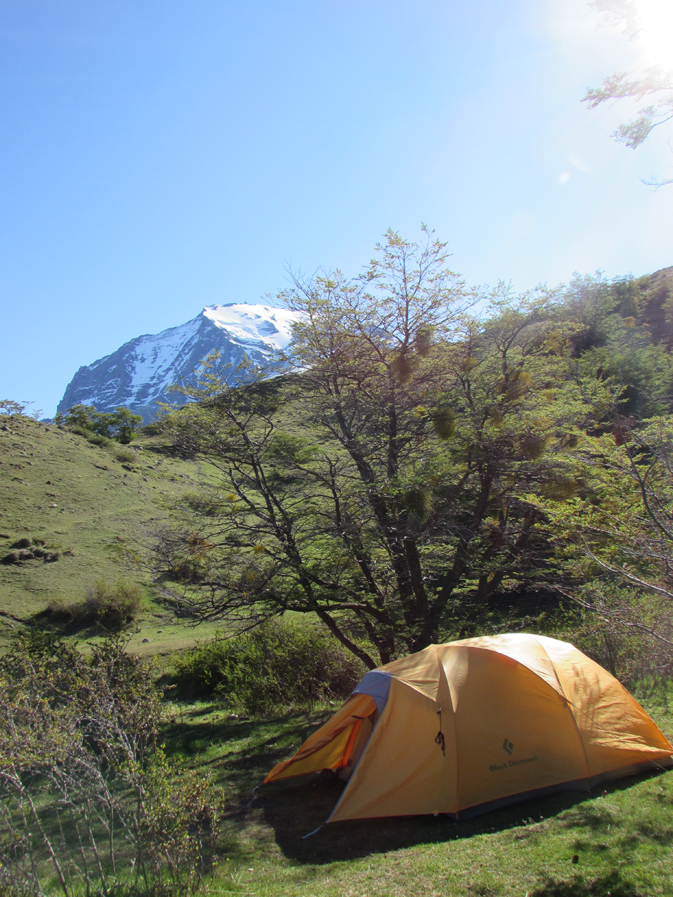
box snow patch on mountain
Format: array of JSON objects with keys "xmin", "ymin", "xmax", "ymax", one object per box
[
  {"xmin": 204, "ymin": 304, "xmax": 298, "ymax": 351},
  {"xmin": 126, "ymin": 317, "xmax": 203, "ymax": 395}
]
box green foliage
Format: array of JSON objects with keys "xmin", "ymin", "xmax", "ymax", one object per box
[
  {"xmin": 0, "ymin": 634, "xmax": 222, "ymax": 897},
  {"xmin": 583, "ymin": 64, "xmax": 673, "ymax": 185},
  {"xmin": 549, "ymin": 603, "xmax": 671, "ymax": 693},
  {"xmin": 171, "ymin": 618, "xmax": 365, "ymax": 713},
  {"xmin": 582, "ymin": 2, "xmax": 673, "ymax": 185},
  {"xmin": 430, "ymin": 406, "xmax": 456, "ymax": 440},
  {"xmin": 156, "ymin": 232, "xmax": 613, "ymax": 668},
  {"xmin": 156, "ymin": 529, "xmax": 215, "ymax": 584},
  {"xmin": 1, "ymin": 535, "xmax": 61, "ymax": 566},
  {"xmin": 0, "ymin": 412, "xmax": 204, "ymax": 625},
  {"xmin": 48, "ymin": 579, "xmax": 143, "ymax": 628},
  {"xmin": 182, "ymin": 491, "xmax": 226, "ymax": 517},
  {"xmin": 86, "ymin": 578, "xmax": 143, "ymax": 626},
  {"xmin": 131, "ymin": 748, "xmax": 221, "ymax": 897},
  {"xmin": 0, "ymin": 399, "xmax": 30, "ymax": 416},
  {"xmin": 551, "ymin": 272, "xmax": 673, "ymax": 419},
  {"xmin": 527, "ymin": 415, "xmax": 673, "ymax": 679},
  {"xmin": 402, "ymin": 485, "xmax": 432, "ymax": 520},
  {"xmin": 112, "ymin": 406, "xmax": 144, "ymax": 443},
  {"xmin": 114, "ymin": 444, "xmax": 138, "ymax": 463},
  {"xmin": 57, "ymin": 404, "xmax": 143, "ymax": 443}
]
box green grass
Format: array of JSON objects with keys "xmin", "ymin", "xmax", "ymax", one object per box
[
  {"xmin": 0, "ymin": 386, "xmax": 331, "ymax": 652},
  {"xmin": 0, "ymin": 413, "xmax": 223, "ymax": 651},
  {"xmin": 159, "ymin": 700, "xmax": 673, "ymax": 897}
]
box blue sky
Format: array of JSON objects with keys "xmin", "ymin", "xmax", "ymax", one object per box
[{"xmin": 1, "ymin": 0, "xmax": 672, "ymax": 416}]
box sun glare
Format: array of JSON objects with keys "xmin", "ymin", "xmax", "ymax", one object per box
[{"xmin": 633, "ymin": 0, "xmax": 673, "ymax": 68}]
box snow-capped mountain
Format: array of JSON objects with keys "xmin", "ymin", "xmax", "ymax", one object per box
[{"xmin": 57, "ymin": 304, "xmax": 304, "ymax": 422}]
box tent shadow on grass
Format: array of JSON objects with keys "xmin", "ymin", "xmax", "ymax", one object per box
[
  {"xmin": 257, "ymin": 767, "xmax": 671, "ymax": 866},
  {"xmin": 162, "ymin": 708, "xmax": 336, "ymax": 793}
]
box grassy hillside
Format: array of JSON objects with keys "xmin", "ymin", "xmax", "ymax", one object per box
[{"xmin": 0, "ymin": 412, "xmax": 222, "ymax": 650}]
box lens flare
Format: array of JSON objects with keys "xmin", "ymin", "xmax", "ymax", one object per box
[{"xmin": 633, "ymin": 0, "xmax": 673, "ymax": 67}]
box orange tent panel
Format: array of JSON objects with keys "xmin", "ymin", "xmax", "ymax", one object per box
[{"xmin": 265, "ymin": 692, "xmax": 376, "ymax": 783}]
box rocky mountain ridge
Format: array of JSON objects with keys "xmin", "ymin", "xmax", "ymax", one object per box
[{"xmin": 57, "ymin": 304, "xmax": 302, "ymax": 422}]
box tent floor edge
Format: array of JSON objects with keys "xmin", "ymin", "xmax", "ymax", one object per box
[
  {"xmin": 588, "ymin": 756, "xmax": 673, "ymax": 791},
  {"xmin": 323, "ymin": 758, "xmax": 673, "ymax": 824},
  {"xmin": 458, "ymin": 757, "xmax": 673, "ymax": 821},
  {"xmin": 457, "ymin": 778, "xmax": 593, "ymax": 821}
]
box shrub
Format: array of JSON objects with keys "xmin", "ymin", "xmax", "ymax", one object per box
[
  {"xmin": 137, "ymin": 750, "xmax": 221, "ymax": 894},
  {"xmin": 56, "ymin": 404, "xmax": 142, "ymax": 444},
  {"xmin": 44, "ymin": 597, "xmax": 74, "ymax": 621},
  {"xmin": 82, "ymin": 579, "xmax": 143, "ymax": 626},
  {"xmin": 171, "ymin": 617, "xmax": 365, "ymax": 714},
  {"xmin": 84, "ymin": 429, "xmax": 111, "ymax": 447},
  {"xmin": 47, "ymin": 579, "xmax": 142, "ymax": 629},
  {"xmin": 62, "ymin": 420, "xmax": 112, "ymax": 447},
  {"xmin": 114, "ymin": 445, "xmax": 137, "ymax": 464},
  {"xmin": 0, "ymin": 399, "xmax": 30, "ymax": 416},
  {"xmin": 0, "ymin": 633, "xmax": 222, "ymax": 897},
  {"xmin": 183, "ymin": 491, "xmax": 225, "ymax": 516},
  {"xmin": 1, "ymin": 536, "xmax": 61, "ymax": 566},
  {"xmin": 550, "ymin": 602, "xmax": 672, "ymax": 694}
]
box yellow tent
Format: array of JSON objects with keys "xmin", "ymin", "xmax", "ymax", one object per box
[{"xmin": 265, "ymin": 634, "xmax": 673, "ymax": 821}]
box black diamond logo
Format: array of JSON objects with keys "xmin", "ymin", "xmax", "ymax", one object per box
[{"xmin": 503, "ymin": 738, "xmax": 514, "ymax": 755}]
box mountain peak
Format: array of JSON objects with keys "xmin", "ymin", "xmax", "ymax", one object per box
[
  {"xmin": 57, "ymin": 303, "xmax": 304, "ymax": 423},
  {"xmin": 203, "ymin": 303, "xmax": 299, "ymax": 352}
]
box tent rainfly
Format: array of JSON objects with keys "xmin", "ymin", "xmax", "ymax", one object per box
[{"xmin": 264, "ymin": 634, "xmax": 673, "ymax": 822}]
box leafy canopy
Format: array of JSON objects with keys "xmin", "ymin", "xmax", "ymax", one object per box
[{"xmin": 155, "ymin": 231, "xmax": 609, "ymax": 667}]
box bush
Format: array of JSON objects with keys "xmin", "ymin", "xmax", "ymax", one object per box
[
  {"xmin": 171, "ymin": 617, "xmax": 365, "ymax": 714},
  {"xmin": 182, "ymin": 491, "xmax": 225, "ymax": 516},
  {"xmin": 47, "ymin": 579, "xmax": 142, "ymax": 629},
  {"xmin": 82, "ymin": 579, "xmax": 143, "ymax": 626},
  {"xmin": 56, "ymin": 404, "xmax": 142, "ymax": 444},
  {"xmin": 1, "ymin": 536, "xmax": 61, "ymax": 566},
  {"xmin": 114, "ymin": 445, "xmax": 137, "ymax": 464},
  {"xmin": 0, "ymin": 633, "xmax": 222, "ymax": 897},
  {"xmin": 67, "ymin": 423, "xmax": 111, "ymax": 447}
]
